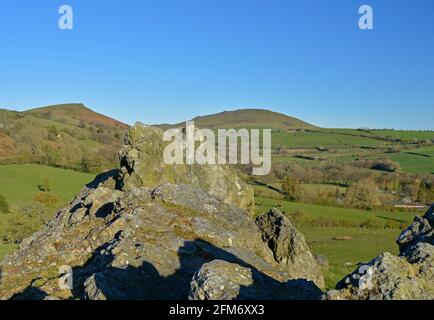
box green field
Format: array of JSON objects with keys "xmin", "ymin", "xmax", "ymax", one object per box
[
  {"xmin": 272, "ymin": 131, "xmax": 387, "ymax": 149},
  {"xmin": 371, "ymin": 129, "xmax": 434, "ymax": 140},
  {"xmin": 323, "ymin": 128, "xmax": 434, "ymax": 141},
  {"xmin": 0, "ymin": 164, "xmax": 95, "ymax": 205},
  {"xmin": 387, "ymin": 153, "xmax": 434, "ymax": 174},
  {"xmin": 299, "ymin": 227, "xmax": 400, "ymax": 288},
  {"xmin": 255, "ymin": 197, "xmax": 417, "ymax": 289},
  {"xmin": 256, "ymin": 197, "xmax": 415, "ymax": 225}
]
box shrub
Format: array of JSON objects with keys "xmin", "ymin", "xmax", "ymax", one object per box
[
  {"xmin": 33, "ymin": 192, "xmax": 60, "ymax": 207},
  {"xmin": 289, "ymin": 209, "xmax": 307, "ymax": 225},
  {"xmin": 281, "ymin": 176, "xmax": 303, "ymax": 201},
  {"xmin": 1, "ymin": 215, "xmax": 40, "ymax": 244},
  {"xmin": 0, "ymin": 195, "xmax": 10, "ymax": 213},
  {"xmin": 47, "ymin": 126, "xmax": 59, "ymax": 141},
  {"xmin": 384, "ymin": 220, "xmax": 402, "ymax": 230},
  {"xmin": 38, "ymin": 178, "xmax": 52, "ymax": 192},
  {"xmin": 359, "ymin": 219, "xmax": 384, "ymax": 229},
  {"xmin": 344, "ymin": 178, "xmax": 381, "ymax": 210},
  {"xmin": 371, "ymin": 158, "xmax": 401, "ymax": 172}
]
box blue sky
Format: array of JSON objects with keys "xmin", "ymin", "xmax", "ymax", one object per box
[{"xmin": 0, "ymin": 0, "xmax": 433, "ymax": 129}]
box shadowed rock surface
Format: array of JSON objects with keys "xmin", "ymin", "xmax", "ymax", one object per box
[
  {"xmin": 327, "ymin": 205, "xmax": 434, "ymax": 300},
  {"xmin": 0, "ymin": 124, "xmax": 323, "ymax": 300},
  {"xmin": 188, "ymin": 260, "xmax": 322, "ymax": 300}
]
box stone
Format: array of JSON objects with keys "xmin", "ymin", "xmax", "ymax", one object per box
[
  {"xmin": 188, "ymin": 259, "xmax": 323, "ymax": 300},
  {"xmin": 255, "ymin": 209, "xmax": 325, "ymax": 288},
  {"xmin": 119, "ymin": 123, "xmax": 254, "ymax": 213}
]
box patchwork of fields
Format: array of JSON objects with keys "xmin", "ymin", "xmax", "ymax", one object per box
[
  {"xmin": 0, "ymin": 125, "xmax": 432, "ymax": 289},
  {"xmin": 270, "ymin": 129, "xmax": 434, "ymax": 174}
]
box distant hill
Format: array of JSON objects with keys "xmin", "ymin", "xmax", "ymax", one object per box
[
  {"xmin": 157, "ymin": 109, "xmax": 317, "ymax": 130},
  {"xmin": 25, "ymin": 103, "xmax": 128, "ymax": 129},
  {"xmin": 0, "ymin": 104, "xmax": 129, "ymax": 173}
]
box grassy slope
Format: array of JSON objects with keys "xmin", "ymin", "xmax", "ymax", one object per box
[
  {"xmin": 272, "ymin": 131, "xmax": 388, "ymax": 148},
  {"xmin": 255, "ymin": 197, "xmax": 417, "ymax": 289},
  {"xmin": 300, "ymin": 227, "xmax": 400, "ymax": 289},
  {"xmin": 387, "ymin": 152, "xmax": 434, "ymax": 174},
  {"xmin": 256, "ymin": 197, "xmax": 415, "ymax": 225}
]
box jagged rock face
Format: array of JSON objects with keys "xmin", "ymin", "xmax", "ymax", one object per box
[
  {"xmin": 397, "ymin": 205, "xmax": 434, "ymax": 253},
  {"xmin": 255, "ymin": 209, "xmax": 325, "ymax": 289},
  {"xmin": 0, "ymin": 172, "xmax": 322, "ymax": 300},
  {"xmin": 119, "ymin": 124, "xmax": 254, "ymax": 213},
  {"xmin": 327, "ymin": 205, "xmax": 434, "ymax": 300}
]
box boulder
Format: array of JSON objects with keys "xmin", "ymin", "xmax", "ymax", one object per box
[
  {"xmin": 255, "ymin": 209, "xmax": 325, "ymax": 289},
  {"xmin": 119, "ymin": 124, "xmax": 254, "ymax": 213},
  {"xmin": 188, "ymin": 259, "xmax": 323, "ymax": 300},
  {"xmin": 397, "ymin": 205, "xmax": 434, "ymax": 253}
]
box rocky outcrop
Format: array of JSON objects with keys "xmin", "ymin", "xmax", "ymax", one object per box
[
  {"xmin": 396, "ymin": 205, "xmax": 433, "ymax": 253},
  {"xmin": 255, "ymin": 209, "xmax": 324, "ymax": 288},
  {"xmin": 119, "ymin": 124, "xmax": 254, "ymax": 213},
  {"xmin": 0, "ymin": 124, "xmax": 322, "ymax": 300},
  {"xmin": 327, "ymin": 205, "xmax": 434, "ymax": 300}
]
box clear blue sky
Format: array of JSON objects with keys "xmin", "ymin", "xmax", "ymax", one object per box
[{"xmin": 0, "ymin": 0, "xmax": 433, "ymax": 129}]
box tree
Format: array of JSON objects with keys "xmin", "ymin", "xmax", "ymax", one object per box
[
  {"xmin": 281, "ymin": 175, "xmax": 302, "ymax": 201},
  {"xmin": 344, "ymin": 178, "xmax": 381, "ymax": 210},
  {"xmin": 47, "ymin": 126, "xmax": 59, "ymax": 141},
  {"xmin": 417, "ymin": 181, "xmax": 434, "ymax": 203},
  {"xmin": 81, "ymin": 155, "xmax": 103, "ymax": 173},
  {"xmin": 0, "ymin": 195, "xmax": 10, "ymax": 213}
]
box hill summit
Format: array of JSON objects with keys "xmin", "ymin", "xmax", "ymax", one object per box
[
  {"xmin": 0, "ymin": 104, "xmax": 128, "ymax": 173},
  {"xmin": 157, "ymin": 109, "xmax": 316, "ymax": 130},
  {"xmin": 25, "ymin": 103, "xmax": 128, "ymax": 129}
]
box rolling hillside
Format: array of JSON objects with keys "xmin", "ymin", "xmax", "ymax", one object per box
[
  {"xmin": 0, "ymin": 104, "xmax": 129, "ymax": 173},
  {"xmin": 157, "ymin": 109, "xmax": 317, "ymax": 130},
  {"xmin": 25, "ymin": 103, "xmax": 128, "ymax": 129}
]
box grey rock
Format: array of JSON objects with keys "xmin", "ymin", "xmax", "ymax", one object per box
[
  {"xmin": 119, "ymin": 124, "xmax": 254, "ymax": 213},
  {"xmin": 397, "ymin": 204, "xmax": 434, "ymax": 254},
  {"xmin": 188, "ymin": 259, "xmax": 323, "ymax": 301},
  {"xmin": 255, "ymin": 209, "xmax": 325, "ymax": 289}
]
